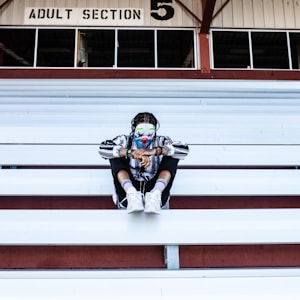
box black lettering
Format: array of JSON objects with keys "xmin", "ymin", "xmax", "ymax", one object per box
[
  {"xmin": 92, "ymin": 9, "xmax": 98, "ymax": 19},
  {"xmin": 29, "ymin": 9, "xmax": 36, "ymax": 19},
  {"xmin": 38, "ymin": 9, "xmax": 46, "ymax": 19},
  {"xmin": 56, "ymin": 9, "xmax": 63, "ymax": 19},
  {"xmin": 66, "ymin": 9, "xmax": 72, "ymax": 19},
  {"xmin": 132, "ymin": 9, "xmax": 141, "ymax": 20},
  {"xmin": 101, "ymin": 9, "xmax": 108, "ymax": 19},
  {"xmin": 47, "ymin": 9, "xmax": 54, "ymax": 19},
  {"xmin": 124, "ymin": 9, "xmax": 131, "ymax": 20},
  {"xmin": 83, "ymin": 9, "xmax": 90, "ymax": 19},
  {"xmin": 151, "ymin": 0, "xmax": 174, "ymax": 21},
  {"xmin": 111, "ymin": 9, "xmax": 117, "ymax": 19}
]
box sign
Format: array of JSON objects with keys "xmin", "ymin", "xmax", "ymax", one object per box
[{"xmin": 24, "ymin": 7, "xmax": 145, "ymax": 26}]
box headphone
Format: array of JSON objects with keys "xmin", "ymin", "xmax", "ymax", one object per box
[{"xmin": 130, "ymin": 112, "xmax": 160, "ymax": 134}]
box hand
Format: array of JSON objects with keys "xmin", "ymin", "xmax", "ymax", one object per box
[
  {"xmin": 140, "ymin": 155, "xmax": 151, "ymax": 168},
  {"xmin": 132, "ymin": 149, "xmax": 156, "ymax": 159},
  {"xmin": 131, "ymin": 150, "xmax": 153, "ymax": 168}
]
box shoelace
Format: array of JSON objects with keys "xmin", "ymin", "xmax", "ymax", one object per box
[{"xmin": 120, "ymin": 191, "xmax": 144, "ymax": 206}]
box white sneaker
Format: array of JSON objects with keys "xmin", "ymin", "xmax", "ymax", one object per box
[
  {"xmin": 144, "ymin": 190, "xmax": 162, "ymax": 214},
  {"xmin": 126, "ymin": 188, "xmax": 144, "ymax": 214}
]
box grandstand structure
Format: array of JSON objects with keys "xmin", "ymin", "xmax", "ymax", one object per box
[{"xmin": 1, "ymin": 1, "xmax": 300, "ymax": 299}]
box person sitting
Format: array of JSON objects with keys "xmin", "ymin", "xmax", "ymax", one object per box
[{"xmin": 99, "ymin": 112, "xmax": 189, "ymax": 214}]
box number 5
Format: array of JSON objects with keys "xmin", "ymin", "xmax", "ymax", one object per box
[{"xmin": 151, "ymin": 0, "xmax": 175, "ymax": 21}]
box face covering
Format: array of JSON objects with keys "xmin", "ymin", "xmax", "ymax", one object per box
[{"xmin": 133, "ymin": 123, "xmax": 156, "ymax": 149}]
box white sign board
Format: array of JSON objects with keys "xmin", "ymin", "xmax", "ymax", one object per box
[{"xmin": 24, "ymin": 8, "xmax": 144, "ymax": 26}]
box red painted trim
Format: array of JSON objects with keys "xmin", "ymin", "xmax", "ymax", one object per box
[
  {"xmin": 1, "ymin": 196, "xmax": 300, "ymax": 210},
  {"xmin": 1, "ymin": 244, "xmax": 300, "ymax": 269},
  {"xmin": 0, "ymin": 246, "xmax": 165, "ymax": 269},
  {"xmin": 199, "ymin": 34, "xmax": 211, "ymax": 72},
  {"xmin": 1, "ymin": 69, "xmax": 300, "ymax": 80},
  {"xmin": 180, "ymin": 245, "xmax": 300, "ymax": 268}
]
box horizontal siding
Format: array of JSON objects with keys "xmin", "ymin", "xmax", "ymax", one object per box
[
  {"xmin": 0, "ymin": 0, "xmax": 200, "ymax": 27},
  {"xmin": 212, "ymin": 0, "xmax": 300, "ymax": 29},
  {"xmin": 1, "ymin": 0, "xmax": 299, "ymax": 29}
]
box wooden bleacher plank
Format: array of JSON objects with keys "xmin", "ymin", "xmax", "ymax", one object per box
[
  {"xmin": 0, "ymin": 268, "xmax": 300, "ymax": 299},
  {"xmin": 1, "ymin": 124, "xmax": 300, "ymax": 144},
  {"xmin": 1, "ymin": 169, "xmax": 300, "ymax": 196},
  {"xmin": 1, "ymin": 80, "xmax": 300, "ymax": 145},
  {"xmin": 0, "ymin": 209, "xmax": 299, "ymax": 245},
  {"xmin": 1, "ymin": 144, "xmax": 300, "ymax": 166}
]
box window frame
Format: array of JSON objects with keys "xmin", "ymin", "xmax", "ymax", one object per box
[
  {"xmin": 211, "ymin": 29, "xmax": 300, "ymax": 70},
  {"xmin": 0, "ymin": 26, "xmax": 197, "ymax": 70}
]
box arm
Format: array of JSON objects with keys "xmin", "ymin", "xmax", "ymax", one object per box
[
  {"xmin": 98, "ymin": 135, "xmax": 127, "ymax": 159},
  {"xmin": 131, "ymin": 137, "xmax": 189, "ymax": 160}
]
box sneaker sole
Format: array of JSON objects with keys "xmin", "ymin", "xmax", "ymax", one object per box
[
  {"xmin": 127, "ymin": 206, "xmax": 144, "ymax": 214},
  {"xmin": 144, "ymin": 207, "xmax": 161, "ymax": 214}
]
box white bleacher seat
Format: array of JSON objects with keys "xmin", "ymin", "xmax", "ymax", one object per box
[
  {"xmin": 1, "ymin": 144, "xmax": 300, "ymax": 166},
  {"xmin": 0, "ymin": 268, "xmax": 300, "ymax": 299},
  {"xmin": 1, "ymin": 169, "xmax": 300, "ymax": 196},
  {"xmin": 1, "ymin": 79, "xmax": 300, "ymax": 145},
  {"xmin": 1, "ymin": 78, "xmax": 300, "ymax": 297},
  {"xmin": 1, "ymin": 209, "xmax": 300, "ymax": 246}
]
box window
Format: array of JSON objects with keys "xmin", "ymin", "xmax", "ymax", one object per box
[
  {"xmin": 37, "ymin": 29, "xmax": 75, "ymax": 67},
  {"xmin": 0, "ymin": 28, "xmax": 35, "ymax": 67},
  {"xmin": 212, "ymin": 31, "xmax": 250, "ymax": 68},
  {"xmin": 289, "ymin": 33, "xmax": 300, "ymax": 69},
  {"xmin": 211, "ymin": 29, "xmax": 300, "ymax": 70},
  {"xmin": 117, "ymin": 30, "xmax": 155, "ymax": 68},
  {"xmin": 78, "ymin": 29, "xmax": 115, "ymax": 67},
  {"xmin": 0, "ymin": 27, "xmax": 195, "ymax": 69},
  {"xmin": 157, "ymin": 30, "xmax": 194, "ymax": 68},
  {"xmin": 251, "ymin": 32, "xmax": 289, "ymax": 69}
]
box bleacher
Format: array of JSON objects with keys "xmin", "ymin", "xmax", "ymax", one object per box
[{"xmin": 1, "ymin": 79, "xmax": 300, "ymax": 299}]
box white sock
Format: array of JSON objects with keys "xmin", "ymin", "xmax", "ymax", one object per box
[
  {"xmin": 121, "ymin": 179, "xmax": 136, "ymax": 193},
  {"xmin": 151, "ymin": 178, "xmax": 168, "ymax": 193}
]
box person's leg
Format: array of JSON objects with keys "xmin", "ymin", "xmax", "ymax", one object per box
[
  {"xmin": 144, "ymin": 157, "xmax": 179, "ymax": 213},
  {"xmin": 110, "ymin": 158, "xmax": 143, "ymax": 213}
]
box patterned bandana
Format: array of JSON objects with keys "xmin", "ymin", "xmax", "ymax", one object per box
[{"xmin": 133, "ymin": 123, "xmax": 156, "ymax": 149}]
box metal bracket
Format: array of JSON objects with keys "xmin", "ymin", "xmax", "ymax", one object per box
[{"xmin": 164, "ymin": 245, "xmax": 180, "ymax": 270}]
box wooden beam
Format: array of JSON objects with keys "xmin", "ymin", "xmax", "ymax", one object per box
[
  {"xmin": 173, "ymin": 0, "xmax": 202, "ymax": 24},
  {"xmin": 0, "ymin": 0, "xmax": 13, "ymax": 12},
  {"xmin": 200, "ymin": 0, "xmax": 217, "ymax": 34}
]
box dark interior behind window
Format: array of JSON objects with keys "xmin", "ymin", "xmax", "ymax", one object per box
[
  {"xmin": 0, "ymin": 28, "xmax": 35, "ymax": 67},
  {"xmin": 157, "ymin": 30, "xmax": 194, "ymax": 68},
  {"xmin": 78, "ymin": 30, "xmax": 115, "ymax": 67},
  {"xmin": 251, "ymin": 32, "xmax": 289, "ymax": 69},
  {"xmin": 37, "ymin": 29, "xmax": 75, "ymax": 67},
  {"xmin": 117, "ymin": 30, "xmax": 154, "ymax": 68},
  {"xmin": 289, "ymin": 33, "xmax": 300, "ymax": 69},
  {"xmin": 212, "ymin": 31, "xmax": 250, "ymax": 68}
]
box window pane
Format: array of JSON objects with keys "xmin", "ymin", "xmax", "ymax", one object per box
[
  {"xmin": 289, "ymin": 33, "xmax": 300, "ymax": 69},
  {"xmin": 117, "ymin": 30, "xmax": 154, "ymax": 67},
  {"xmin": 157, "ymin": 30, "xmax": 194, "ymax": 68},
  {"xmin": 251, "ymin": 32, "xmax": 289, "ymax": 69},
  {"xmin": 212, "ymin": 31, "xmax": 250, "ymax": 68},
  {"xmin": 37, "ymin": 29, "xmax": 75, "ymax": 67},
  {"xmin": 78, "ymin": 30, "xmax": 115, "ymax": 67},
  {"xmin": 0, "ymin": 28, "xmax": 35, "ymax": 67}
]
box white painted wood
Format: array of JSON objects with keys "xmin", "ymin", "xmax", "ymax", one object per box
[
  {"xmin": 1, "ymin": 79, "xmax": 300, "ymax": 145},
  {"xmin": 0, "ymin": 209, "xmax": 299, "ymax": 245},
  {"xmin": 1, "ymin": 168, "xmax": 300, "ymax": 196},
  {"xmin": 273, "ymin": 0, "xmax": 285, "ymax": 28},
  {"xmin": 1, "ymin": 145, "xmax": 300, "ymax": 166},
  {"xmin": 1, "ymin": 0, "xmax": 201, "ymax": 27},
  {"xmin": 2, "ymin": 124, "xmax": 300, "ymax": 145},
  {"xmin": 283, "ymin": 0, "xmax": 296, "ymax": 28},
  {"xmin": 263, "ymin": 0, "xmax": 275, "ymax": 28},
  {"xmin": 0, "ymin": 268, "xmax": 300, "ymax": 299}
]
